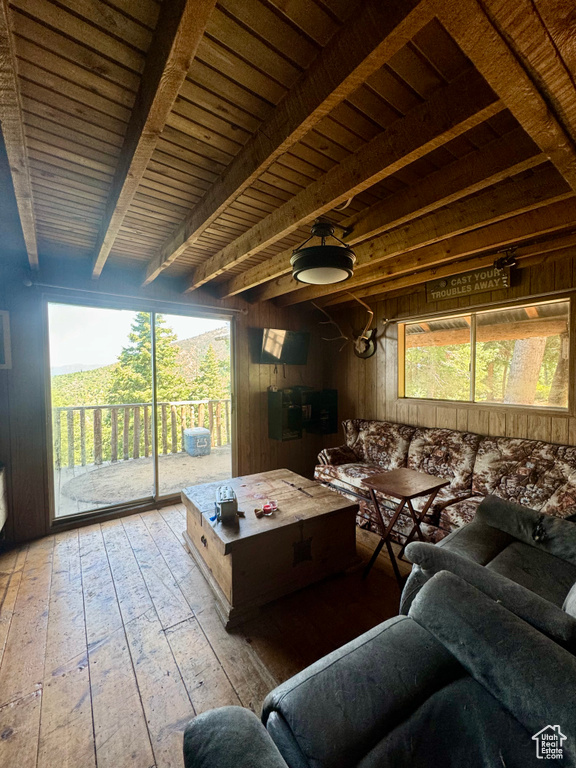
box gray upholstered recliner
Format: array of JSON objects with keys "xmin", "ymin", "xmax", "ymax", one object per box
[
  {"xmin": 400, "ymin": 495, "xmax": 576, "ymax": 620},
  {"xmin": 183, "ymin": 571, "xmax": 576, "ymax": 768}
]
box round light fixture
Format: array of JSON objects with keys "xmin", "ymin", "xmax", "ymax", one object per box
[{"xmin": 290, "ymin": 220, "xmax": 356, "ymax": 284}]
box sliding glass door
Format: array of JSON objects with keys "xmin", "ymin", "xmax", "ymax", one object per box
[
  {"xmin": 155, "ymin": 312, "xmax": 232, "ymax": 497},
  {"xmin": 47, "ymin": 301, "xmax": 232, "ymax": 519}
]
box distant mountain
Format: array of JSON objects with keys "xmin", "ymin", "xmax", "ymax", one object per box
[
  {"xmin": 51, "ymin": 363, "xmax": 106, "ymax": 376},
  {"xmin": 173, "ymin": 326, "xmax": 229, "ymax": 382},
  {"xmin": 49, "ymin": 326, "xmax": 230, "ymax": 408}
]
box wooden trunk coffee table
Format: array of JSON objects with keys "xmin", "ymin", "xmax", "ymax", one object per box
[{"xmin": 181, "ymin": 469, "xmax": 358, "ymax": 628}]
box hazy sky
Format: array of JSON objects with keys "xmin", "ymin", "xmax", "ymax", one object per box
[{"xmin": 48, "ymin": 303, "xmax": 229, "ymax": 368}]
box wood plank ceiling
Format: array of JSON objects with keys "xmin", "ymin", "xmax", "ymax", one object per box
[{"xmin": 2, "ymin": 0, "xmax": 576, "ymax": 308}]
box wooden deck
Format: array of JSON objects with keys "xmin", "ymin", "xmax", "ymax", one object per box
[
  {"xmin": 53, "ymin": 447, "xmax": 232, "ymax": 518},
  {"xmin": 0, "ymin": 505, "xmax": 406, "ymax": 768}
]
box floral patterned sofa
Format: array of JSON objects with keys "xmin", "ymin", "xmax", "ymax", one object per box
[{"xmin": 314, "ymin": 419, "xmax": 576, "ymax": 543}]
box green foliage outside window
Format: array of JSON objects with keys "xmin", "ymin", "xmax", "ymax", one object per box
[{"xmin": 403, "ymin": 300, "xmax": 569, "ymax": 408}]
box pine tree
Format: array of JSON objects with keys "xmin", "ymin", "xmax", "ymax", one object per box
[
  {"xmin": 108, "ymin": 312, "xmax": 189, "ymax": 403},
  {"xmin": 191, "ymin": 344, "xmax": 229, "ymax": 400}
]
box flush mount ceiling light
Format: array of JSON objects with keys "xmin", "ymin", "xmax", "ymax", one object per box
[{"xmin": 290, "ymin": 220, "xmax": 356, "ymax": 285}]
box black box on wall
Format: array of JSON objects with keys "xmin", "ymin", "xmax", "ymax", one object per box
[{"xmin": 268, "ymin": 388, "xmax": 338, "ymax": 441}]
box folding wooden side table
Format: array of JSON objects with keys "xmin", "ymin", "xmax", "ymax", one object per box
[{"xmin": 362, "ymin": 468, "xmax": 449, "ymax": 585}]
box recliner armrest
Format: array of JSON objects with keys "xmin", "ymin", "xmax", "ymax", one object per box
[
  {"xmin": 317, "ymin": 444, "xmax": 358, "ymax": 465},
  {"xmin": 183, "ymin": 707, "xmax": 289, "ymax": 768},
  {"xmin": 262, "ymin": 616, "xmax": 462, "ymax": 768},
  {"xmin": 409, "ymin": 572, "xmax": 576, "ymax": 763},
  {"xmin": 476, "ymin": 495, "xmax": 576, "ymax": 566},
  {"xmin": 403, "ymin": 541, "xmax": 576, "ymax": 651}
]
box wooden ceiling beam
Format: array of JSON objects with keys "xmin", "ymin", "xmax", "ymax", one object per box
[
  {"xmin": 278, "ymin": 196, "xmax": 576, "ymax": 307},
  {"xmin": 185, "ymin": 70, "xmax": 502, "ymax": 293},
  {"xmin": 258, "ymin": 162, "xmax": 571, "ymax": 304},
  {"xmin": 90, "ymin": 0, "xmax": 216, "ymax": 279},
  {"xmin": 433, "ymin": 0, "xmax": 576, "ymax": 191},
  {"xmin": 142, "ymin": 0, "xmax": 436, "ymax": 286},
  {"xmin": 479, "ymin": 0, "xmax": 576, "ymax": 140},
  {"xmin": 0, "ymin": 0, "xmax": 38, "ymax": 269},
  {"xmin": 220, "ymin": 127, "xmax": 544, "ymax": 298},
  {"xmin": 322, "ymin": 239, "xmax": 576, "ymax": 307}
]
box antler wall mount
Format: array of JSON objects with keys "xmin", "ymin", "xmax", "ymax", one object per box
[{"xmin": 312, "ymin": 292, "xmax": 382, "ymax": 359}]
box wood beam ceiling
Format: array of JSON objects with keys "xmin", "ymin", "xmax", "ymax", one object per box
[
  {"xmin": 90, "ymin": 0, "xmax": 216, "ymax": 279},
  {"xmin": 185, "ymin": 70, "xmax": 502, "ymax": 293},
  {"xmin": 221, "ymin": 128, "xmax": 544, "ymax": 298},
  {"xmin": 255, "ymin": 162, "xmax": 571, "ymax": 304},
  {"xmin": 241, "ymin": 0, "xmax": 576, "ymax": 309},
  {"xmin": 0, "ymin": 0, "xmax": 38, "ymax": 269},
  {"xmin": 298, "ymin": 198, "xmax": 576, "ymax": 307},
  {"xmin": 433, "ymin": 0, "xmax": 576, "ymax": 191},
  {"xmin": 142, "ymin": 0, "xmax": 436, "ymax": 287},
  {"xmin": 321, "ymin": 236, "xmax": 576, "ymax": 308}
]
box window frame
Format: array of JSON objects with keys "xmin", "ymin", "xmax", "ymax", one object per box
[{"xmin": 397, "ymin": 296, "xmax": 573, "ymax": 413}]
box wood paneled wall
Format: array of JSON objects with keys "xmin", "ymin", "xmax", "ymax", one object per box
[
  {"xmin": 326, "ymin": 252, "xmax": 576, "ymax": 447},
  {"xmin": 0, "ymin": 261, "xmax": 327, "ymax": 544}
]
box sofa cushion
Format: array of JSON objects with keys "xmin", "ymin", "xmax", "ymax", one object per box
[
  {"xmin": 317, "ymin": 444, "xmax": 358, "ymax": 466},
  {"xmin": 472, "ymin": 437, "xmax": 576, "ymax": 514},
  {"xmin": 315, "ymin": 462, "xmax": 468, "ymax": 544},
  {"xmin": 343, "ymin": 419, "xmax": 415, "ymax": 470},
  {"xmin": 541, "ymin": 473, "xmax": 576, "ymax": 518},
  {"xmin": 314, "ymin": 462, "xmax": 385, "ymax": 493},
  {"xmin": 355, "ymin": 676, "xmax": 535, "ymax": 768},
  {"xmin": 487, "ymin": 542, "xmax": 576, "ymax": 607},
  {"xmin": 438, "ymin": 496, "xmax": 483, "ymax": 534},
  {"xmin": 407, "ymin": 428, "xmax": 481, "ymax": 492},
  {"xmin": 435, "ymin": 519, "xmax": 515, "ymax": 564}
]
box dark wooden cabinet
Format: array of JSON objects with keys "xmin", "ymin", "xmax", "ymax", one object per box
[{"xmin": 268, "ymin": 388, "xmax": 338, "ymax": 441}]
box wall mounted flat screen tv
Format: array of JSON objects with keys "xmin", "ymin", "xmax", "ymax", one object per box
[{"xmin": 250, "ymin": 328, "xmax": 310, "ymax": 365}]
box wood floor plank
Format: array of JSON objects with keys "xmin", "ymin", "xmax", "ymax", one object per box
[
  {"xmin": 120, "ymin": 514, "xmax": 193, "ymax": 630},
  {"xmin": 151, "ymin": 507, "xmax": 276, "ymax": 711},
  {"xmin": 0, "ymin": 546, "xmax": 28, "ymax": 670},
  {"xmin": 100, "ymin": 520, "xmax": 154, "ymax": 624},
  {"xmin": 0, "ymin": 507, "xmax": 401, "ymax": 767},
  {"xmin": 38, "ymin": 530, "xmax": 95, "ymax": 768},
  {"xmin": 165, "ymin": 616, "xmax": 241, "ymax": 715},
  {"xmin": 101, "ymin": 519, "xmax": 196, "ymax": 768},
  {"xmin": 78, "ymin": 523, "xmax": 154, "ymax": 768},
  {"xmin": 122, "ymin": 607, "xmax": 195, "ymax": 768},
  {"xmin": 0, "ymin": 690, "xmax": 42, "ymax": 768},
  {"xmin": 0, "ymin": 537, "xmax": 54, "ymax": 707}
]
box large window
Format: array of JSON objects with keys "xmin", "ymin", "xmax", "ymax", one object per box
[
  {"xmin": 47, "ymin": 302, "xmax": 233, "ymax": 519},
  {"xmin": 399, "ymin": 299, "xmax": 570, "ymax": 408}
]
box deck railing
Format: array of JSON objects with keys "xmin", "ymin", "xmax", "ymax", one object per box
[{"xmin": 52, "ymin": 399, "xmax": 231, "ymax": 469}]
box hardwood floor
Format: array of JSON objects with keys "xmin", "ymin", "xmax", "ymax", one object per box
[{"xmin": 0, "ymin": 505, "xmax": 405, "ymax": 768}]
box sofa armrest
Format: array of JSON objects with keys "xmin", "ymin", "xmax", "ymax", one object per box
[
  {"xmin": 410, "ymin": 571, "xmax": 576, "ymax": 762},
  {"xmin": 262, "ymin": 615, "xmax": 461, "ymax": 768},
  {"xmin": 476, "ymin": 495, "xmax": 576, "ymax": 567},
  {"xmin": 317, "ymin": 444, "xmax": 358, "ymax": 466},
  {"xmin": 183, "ymin": 707, "xmax": 288, "ymax": 768},
  {"xmin": 433, "ymin": 489, "xmax": 476, "ymax": 511},
  {"xmin": 402, "ymin": 541, "xmax": 576, "ymax": 651}
]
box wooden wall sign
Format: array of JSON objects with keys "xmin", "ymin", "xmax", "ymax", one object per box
[{"xmin": 426, "ymin": 267, "xmax": 510, "ymax": 302}]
